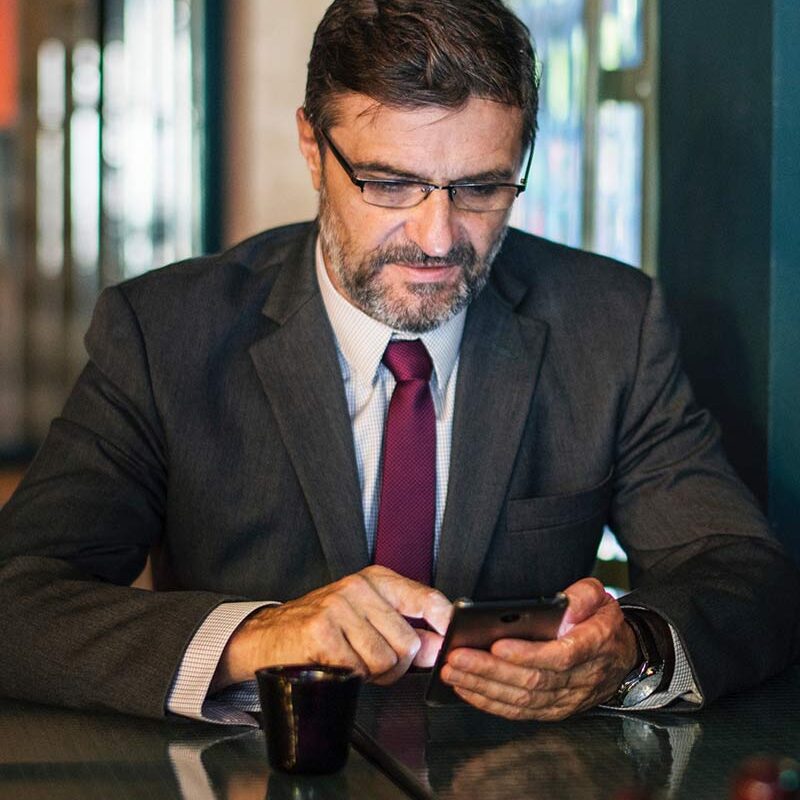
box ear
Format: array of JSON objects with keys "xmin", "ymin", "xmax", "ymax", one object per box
[{"xmin": 296, "ymin": 108, "xmax": 322, "ymax": 191}]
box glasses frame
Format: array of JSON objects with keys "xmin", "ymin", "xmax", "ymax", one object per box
[{"xmin": 319, "ymin": 129, "xmax": 534, "ymax": 212}]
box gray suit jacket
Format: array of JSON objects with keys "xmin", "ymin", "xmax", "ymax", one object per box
[{"xmin": 1, "ymin": 222, "xmax": 798, "ymax": 718}]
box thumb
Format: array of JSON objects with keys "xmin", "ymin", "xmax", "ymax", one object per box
[{"xmin": 559, "ymin": 577, "xmax": 609, "ymax": 634}]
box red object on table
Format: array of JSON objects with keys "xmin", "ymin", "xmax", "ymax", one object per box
[{"xmin": 730, "ymin": 756, "xmax": 800, "ymax": 799}]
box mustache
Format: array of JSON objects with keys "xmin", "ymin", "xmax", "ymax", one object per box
[{"xmin": 369, "ymin": 241, "xmax": 478, "ymax": 269}]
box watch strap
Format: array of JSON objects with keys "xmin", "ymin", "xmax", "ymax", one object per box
[
  {"xmin": 622, "ymin": 607, "xmax": 675, "ymax": 687},
  {"xmin": 610, "ymin": 609, "xmax": 672, "ymax": 707}
]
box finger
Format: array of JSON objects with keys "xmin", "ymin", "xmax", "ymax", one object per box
[
  {"xmin": 444, "ymin": 647, "xmax": 619, "ymax": 720},
  {"xmin": 560, "ymin": 577, "xmax": 609, "ymax": 631},
  {"xmin": 447, "ymin": 646, "xmax": 564, "ymax": 693},
  {"xmin": 412, "ymin": 630, "xmax": 444, "ymax": 668},
  {"xmin": 491, "ymin": 634, "xmax": 585, "ymax": 672},
  {"xmin": 444, "ymin": 646, "xmax": 580, "ymax": 703},
  {"xmin": 495, "ymin": 604, "xmax": 621, "ymax": 671},
  {"xmin": 334, "ymin": 575, "xmax": 423, "ymax": 679},
  {"xmin": 442, "ymin": 661, "xmax": 570, "ymax": 713},
  {"xmin": 452, "ymin": 685, "xmax": 578, "ymax": 722},
  {"xmin": 361, "ymin": 566, "xmax": 453, "ymax": 634},
  {"xmin": 324, "ymin": 593, "xmax": 410, "ymax": 678}
]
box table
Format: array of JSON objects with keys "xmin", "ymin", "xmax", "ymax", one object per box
[
  {"xmin": 1, "ymin": 665, "xmax": 798, "ymax": 799},
  {"xmin": 354, "ymin": 666, "xmax": 800, "ymax": 799},
  {"xmin": 0, "ymin": 701, "xmax": 405, "ymax": 800}
]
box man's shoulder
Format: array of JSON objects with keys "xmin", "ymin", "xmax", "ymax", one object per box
[
  {"xmin": 496, "ymin": 227, "xmax": 651, "ymax": 295},
  {"xmin": 117, "ymin": 221, "xmax": 315, "ymax": 297},
  {"xmin": 98, "ymin": 221, "xmax": 316, "ymax": 331},
  {"xmin": 85, "ymin": 221, "xmax": 316, "ymax": 359},
  {"xmin": 491, "ymin": 228, "xmax": 653, "ymax": 322}
]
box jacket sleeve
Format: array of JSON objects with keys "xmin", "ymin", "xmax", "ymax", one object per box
[
  {"xmin": 0, "ymin": 286, "xmax": 241, "ymax": 718},
  {"xmin": 610, "ymin": 280, "xmax": 800, "ymax": 704}
]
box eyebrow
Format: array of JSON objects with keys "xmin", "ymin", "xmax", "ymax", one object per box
[{"xmin": 351, "ymin": 159, "xmax": 517, "ymax": 184}]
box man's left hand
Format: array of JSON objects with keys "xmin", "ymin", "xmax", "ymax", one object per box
[{"xmin": 439, "ymin": 577, "xmax": 638, "ymax": 720}]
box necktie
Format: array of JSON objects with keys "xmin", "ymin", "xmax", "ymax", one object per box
[{"xmin": 373, "ymin": 339, "xmax": 436, "ymax": 586}]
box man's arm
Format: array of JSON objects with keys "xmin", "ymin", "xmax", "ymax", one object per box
[
  {"xmin": 608, "ymin": 281, "xmax": 800, "ymax": 700},
  {"xmin": 168, "ymin": 572, "xmax": 452, "ymax": 726},
  {"xmin": 0, "ymin": 286, "xmax": 452, "ymax": 719},
  {"xmin": 0, "ymin": 287, "xmax": 242, "ymax": 717},
  {"xmin": 439, "ymin": 280, "xmax": 800, "ymax": 718},
  {"xmin": 212, "ymin": 566, "xmax": 451, "ymax": 691}
]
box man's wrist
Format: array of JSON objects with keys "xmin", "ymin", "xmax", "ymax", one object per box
[
  {"xmin": 211, "ymin": 605, "xmax": 279, "ymax": 693},
  {"xmin": 167, "ymin": 600, "xmax": 274, "ymax": 722},
  {"xmin": 624, "ymin": 619, "xmax": 645, "ymax": 671},
  {"xmin": 622, "ymin": 607, "xmax": 675, "ymax": 688},
  {"xmin": 611, "ymin": 611, "xmax": 667, "ymax": 707}
]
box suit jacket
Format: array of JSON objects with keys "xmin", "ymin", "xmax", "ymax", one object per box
[{"xmin": 1, "ymin": 221, "xmax": 798, "ymax": 718}]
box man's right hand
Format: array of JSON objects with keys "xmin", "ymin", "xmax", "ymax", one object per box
[{"xmin": 211, "ymin": 565, "xmax": 452, "ymax": 691}]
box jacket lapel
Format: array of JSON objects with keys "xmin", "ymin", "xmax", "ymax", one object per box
[
  {"xmin": 435, "ymin": 279, "xmax": 549, "ymax": 600},
  {"xmin": 248, "ymin": 228, "xmax": 369, "ymax": 579}
]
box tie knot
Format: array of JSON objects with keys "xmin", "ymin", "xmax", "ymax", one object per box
[{"xmin": 382, "ymin": 339, "xmax": 433, "ymax": 383}]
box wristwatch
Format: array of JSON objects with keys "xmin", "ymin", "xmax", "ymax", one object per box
[{"xmin": 614, "ymin": 613, "xmax": 665, "ymax": 708}]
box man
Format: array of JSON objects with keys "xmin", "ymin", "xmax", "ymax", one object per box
[{"xmin": 0, "ymin": 0, "xmax": 798, "ymax": 726}]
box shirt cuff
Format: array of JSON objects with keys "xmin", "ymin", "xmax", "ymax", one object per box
[
  {"xmin": 605, "ymin": 622, "xmax": 703, "ymax": 711},
  {"xmin": 166, "ymin": 600, "xmax": 276, "ymax": 726}
]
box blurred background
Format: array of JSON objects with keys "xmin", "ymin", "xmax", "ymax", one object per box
[{"xmin": 0, "ymin": 0, "xmax": 797, "ymax": 565}]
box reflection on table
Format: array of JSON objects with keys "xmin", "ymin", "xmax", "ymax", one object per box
[
  {"xmin": 1, "ymin": 665, "xmax": 798, "ymax": 799},
  {"xmin": 0, "ymin": 699, "xmax": 404, "ymax": 800},
  {"xmin": 353, "ymin": 665, "xmax": 800, "ymax": 800}
]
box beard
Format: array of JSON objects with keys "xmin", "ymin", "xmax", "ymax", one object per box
[{"xmin": 318, "ymin": 182, "xmax": 508, "ymax": 333}]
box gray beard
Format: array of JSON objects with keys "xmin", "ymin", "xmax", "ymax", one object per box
[{"xmin": 318, "ymin": 184, "xmax": 507, "ymax": 333}]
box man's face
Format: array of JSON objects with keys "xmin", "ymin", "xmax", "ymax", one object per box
[{"xmin": 297, "ymin": 95, "xmax": 525, "ymax": 332}]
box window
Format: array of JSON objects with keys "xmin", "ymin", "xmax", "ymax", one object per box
[
  {"xmin": 102, "ymin": 0, "xmax": 204, "ymax": 281},
  {"xmin": 509, "ymin": 0, "xmax": 658, "ymax": 274},
  {"xmin": 0, "ymin": 0, "xmax": 207, "ymax": 454}
]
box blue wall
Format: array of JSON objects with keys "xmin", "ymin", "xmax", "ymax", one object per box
[
  {"xmin": 769, "ymin": 0, "xmax": 800, "ymax": 559},
  {"xmin": 659, "ymin": 0, "xmax": 798, "ymax": 558},
  {"xmin": 659, "ymin": 0, "xmax": 772, "ymax": 503}
]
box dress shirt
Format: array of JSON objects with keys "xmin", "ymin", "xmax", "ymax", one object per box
[
  {"xmin": 313, "ymin": 237, "xmax": 466, "ymax": 557},
  {"xmin": 167, "ymin": 239, "xmax": 701, "ymax": 725}
]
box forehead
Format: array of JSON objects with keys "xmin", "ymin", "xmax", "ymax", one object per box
[{"xmin": 327, "ymin": 93, "xmax": 525, "ymax": 176}]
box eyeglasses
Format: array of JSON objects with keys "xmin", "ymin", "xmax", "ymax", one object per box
[{"xmin": 320, "ymin": 129, "xmax": 533, "ymax": 213}]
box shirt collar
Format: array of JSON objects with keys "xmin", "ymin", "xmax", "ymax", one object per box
[{"xmin": 315, "ymin": 237, "xmax": 465, "ymax": 390}]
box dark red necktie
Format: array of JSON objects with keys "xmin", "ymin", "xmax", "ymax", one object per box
[{"xmin": 373, "ymin": 339, "xmax": 436, "ymax": 586}]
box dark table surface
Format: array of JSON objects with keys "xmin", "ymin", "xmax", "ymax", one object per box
[
  {"xmin": 353, "ymin": 666, "xmax": 800, "ymax": 800},
  {"xmin": 1, "ymin": 665, "xmax": 798, "ymax": 800},
  {"xmin": 0, "ymin": 700, "xmax": 405, "ymax": 800}
]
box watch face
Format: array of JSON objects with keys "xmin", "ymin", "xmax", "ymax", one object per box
[{"xmin": 622, "ymin": 669, "xmax": 664, "ymax": 708}]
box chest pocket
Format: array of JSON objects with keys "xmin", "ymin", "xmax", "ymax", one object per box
[
  {"xmin": 474, "ymin": 469, "xmax": 616, "ymax": 598},
  {"xmin": 506, "ymin": 468, "xmax": 614, "ymax": 533}
]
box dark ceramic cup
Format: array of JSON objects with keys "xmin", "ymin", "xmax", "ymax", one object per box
[{"xmin": 256, "ymin": 665, "xmax": 361, "ymax": 775}]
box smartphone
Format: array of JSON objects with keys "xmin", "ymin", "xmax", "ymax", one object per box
[{"xmin": 425, "ymin": 594, "xmax": 568, "ymax": 706}]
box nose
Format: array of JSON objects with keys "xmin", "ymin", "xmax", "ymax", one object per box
[{"xmin": 404, "ymin": 188, "xmax": 457, "ymax": 258}]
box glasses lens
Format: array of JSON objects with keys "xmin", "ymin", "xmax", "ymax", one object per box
[
  {"xmin": 362, "ymin": 181, "xmax": 427, "ymax": 208},
  {"xmin": 451, "ymin": 185, "xmax": 518, "ymax": 212}
]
